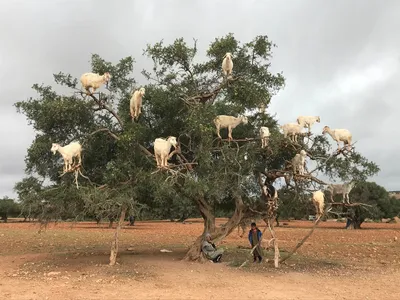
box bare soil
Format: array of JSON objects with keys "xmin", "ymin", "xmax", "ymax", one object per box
[{"xmin": 0, "ymin": 218, "xmax": 399, "ymax": 300}]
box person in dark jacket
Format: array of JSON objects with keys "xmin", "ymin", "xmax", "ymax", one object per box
[
  {"xmin": 129, "ymin": 215, "xmax": 135, "ymax": 226},
  {"xmin": 248, "ymin": 222, "xmax": 263, "ymax": 263}
]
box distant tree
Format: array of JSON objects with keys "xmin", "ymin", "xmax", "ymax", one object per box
[
  {"xmin": 343, "ymin": 181, "xmax": 400, "ymax": 229},
  {"xmin": 0, "ymin": 197, "xmax": 21, "ymax": 222}
]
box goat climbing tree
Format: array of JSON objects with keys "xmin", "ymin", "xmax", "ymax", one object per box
[{"xmin": 14, "ymin": 33, "xmax": 379, "ymax": 265}]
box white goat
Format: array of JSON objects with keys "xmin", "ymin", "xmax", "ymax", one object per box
[
  {"xmin": 297, "ymin": 116, "xmax": 320, "ymax": 133},
  {"xmin": 281, "ymin": 122, "xmax": 305, "ymax": 143},
  {"xmin": 154, "ymin": 136, "xmax": 178, "ymax": 168},
  {"xmin": 80, "ymin": 72, "xmax": 111, "ymax": 94},
  {"xmin": 322, "ymin": 126, "xmax": 352, "ymax": 151},
  {"xmin": 326, "ymin": 181, "xmax": 356, "ymax": 204},
  {"xmin": 260, "ymin": 126, "xmax": 270, "ymax": 148},
  {"xmin": 221, "ymin": 52, "xmax": 233, "ymax": 78},
  {"xmin": 130, "ymin": 87, "xmax": 145, "ymax": 120},
  {"xmin": 50, "ymin": 142, "xmax": 82, "ymax": 172},
  {"xmin": 213, "ymin": 115, "xmax": 248, "ymax": 141},
  {"xmin": 291, "ymin": 150, "xmax": 307, "ymax": 175},
  {"xmin": 312, "ymin": 190, "xmax": 325, "ymax": 219}
]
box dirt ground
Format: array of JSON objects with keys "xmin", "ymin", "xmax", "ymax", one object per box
[{"xmin": 1, "ymin": 218, "xmax": 399, "ymax": 300}]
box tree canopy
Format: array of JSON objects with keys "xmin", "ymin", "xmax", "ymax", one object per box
[
  {"xmin": 0, "ymin": 197, "xmax": 20, "ymax": 222},
  {"xmin": 14, "ymin": 33, "xmax": 381, "ymax": 262}
]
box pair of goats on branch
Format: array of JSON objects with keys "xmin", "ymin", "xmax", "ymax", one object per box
[
  {"xmin": 80, "ymin": 71, "xmax": 146, "ymax": 121},
  {"xmin": 281, "ymin": 115, "xmax": 320, "ymax": 143},
  {"xmin": 310, "ymin": 180, "xmax": 357, "ymax": 220},
  {"xmin": 282, "ymin": 115, "xmax": 353, "ymax": 152}
]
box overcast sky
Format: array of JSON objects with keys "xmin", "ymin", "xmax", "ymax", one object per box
[{"xmin": 1, "ymin": 0, "xmax": 399, "ymax": 198}]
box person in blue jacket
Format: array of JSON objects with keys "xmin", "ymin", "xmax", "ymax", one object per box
[{"xmin": 248, "ymin": 222, "xmax": 263, "ymax": 263}]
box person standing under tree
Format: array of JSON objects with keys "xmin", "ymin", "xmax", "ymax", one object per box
[{"xmin": 248, "ymin": 222, "xmax": 263, "ymax": 263}]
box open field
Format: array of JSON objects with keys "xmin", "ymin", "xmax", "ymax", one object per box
[{"xmin": 1, "ymin": 219, "xmax": 399, "ymax": 300}]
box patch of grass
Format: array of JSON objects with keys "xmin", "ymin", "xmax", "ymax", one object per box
[{"xmin": 228, "ymin": 259, "xmax": 248, "ymax": 268}]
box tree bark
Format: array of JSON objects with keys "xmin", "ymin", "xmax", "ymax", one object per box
[
  {"xmin": 109, "ymin": 206, "xmax": 127, "ymax": 266},
  {"xmin": 345, "ymin": 207, "xmax": 364, "ymax": 230},
  {"xmin": 346, "ymin": 218, "xmax": 363, "ymax": 230},
  {"xmin": 184, "ymin": 193, "xmax": 245, "ymax": 261}
]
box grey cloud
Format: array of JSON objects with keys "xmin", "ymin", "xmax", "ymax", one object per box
[{"xmin": 1, "ymin": 0, "xmax": 399, "ymax": 198}]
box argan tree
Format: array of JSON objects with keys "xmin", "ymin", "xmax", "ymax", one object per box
[
  {"xmin": 342, "ymin": 181, "xmax": 400, "ymax": 229},
  {"xmin": 14, "ymin": 33, "xmax": 379, "ymax": 264}
]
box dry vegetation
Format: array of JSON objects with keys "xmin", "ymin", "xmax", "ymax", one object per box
[{"xmin": 1, "ymin": 219, "xmax": 400, "ymax": 299}]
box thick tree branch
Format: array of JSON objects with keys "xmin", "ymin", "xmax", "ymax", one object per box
[
  {"xmin": 75, "ymin": 89, "xmax": 124, "ymax": 129},
  {"xmin": 294, "ymin": 174, "xmax": 327, "ymax": 185},
  {"xmin": 89, "ymin": 128, "xmax": 120, "ymax": 141},
  {"xmin": 97, "ymin": 179, "xmax": 133, "ymax": 190},
  {"xmin": 308, "ymin": 142, "xmax": 358, "ymax": 174},
  {"xmin": 138, "ymin": 144, "xmax": 154, "ymax": 157},
  {"xmin": 181, "ymin": 76, "xmax": 242, "ymax": 104},
  {"xmin": 329, "ymin": 202, "xmax": 373, "ymax": 208}
]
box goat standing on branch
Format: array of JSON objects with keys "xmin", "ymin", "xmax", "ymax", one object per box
[
  {"xmin": 297, "ymin": 116, "xmax": 320, "ymax": 133},
  {"xmin": 130, "ymin": 87, "xmax": 145, "ymax": 121},
  {"xmin": 50, "ymin": 142, "xmax": 82, "ymax": 172},
  {"xmin": 326, "ymin": 181, "xmax": 356, "ymax": 204},
  {"xmin": 154, "ymin": 136, "xmax": 178, "ymax": 169},
  {"xmin": 221, "ymin": 52, "xmax": 233, "ymax": 79},
  {"xmin": 322, "ymin": 125, "xmax": 352, "ymax": 151},
  {"xmin": 260, "ymin": 126, "xmax": 270, "ymax": 148},
  {"xmin": 80, "ymin": 72, "xmax": 111, "ymax": 94},
  {"xmin": 213, "ymin": 115, "xmax": 248, "ymax": 141},
  {"xmin": 281, "ymin": 122, "xmax": 305, "ymax": 143},
  {"xmin": 291, "ymin": 150, "xmax": 307, "ymax": 176},
  {"xmin": 311, "ymin": 190, "xmax": 325, "ymax": 220}
]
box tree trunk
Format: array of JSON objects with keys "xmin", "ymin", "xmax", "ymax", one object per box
[
  {"xmin": 184, "ymin": 195, "xmax": 215, "ymax": 261},
  {"xmin": 184, "ymin": 194, "xmax": 245, "ymax": 261},
  {"xmin": 109, "ymin": 206, "xmax": 127, "ymax": 266},
  {"xmin": 346, "ymin": 218, "xmax": 363, "ymax": 230}
]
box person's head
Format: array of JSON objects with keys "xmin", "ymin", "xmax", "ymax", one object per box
[
  {"xmin": 205, "ymin": 233, "xmax": 212, "ymax": 241},
  {"xmin": 251, "ymin": 222, "xmax": 257, "ymax": 229}
]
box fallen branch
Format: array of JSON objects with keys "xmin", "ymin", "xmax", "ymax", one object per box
[{"xmin": 279, "ymin": 216, "xmax": 322, "ymax": 264}]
